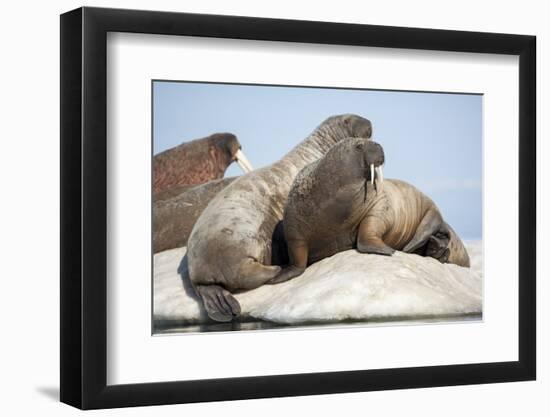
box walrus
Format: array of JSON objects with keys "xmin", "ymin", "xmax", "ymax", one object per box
[
  {"xmin": 269, "ymin": 137, "xmax": 470, "ymax": 285},
  {"xmin": 153, "ymin": 133, "xmax": 253, "ymax": 195},
  {"xmin": 187, "ymin": 114, "xmax": 373, "ymax": 322},
  {"xmin": 153, "ymin": 177, "xmax": 236, "ymax": 253}
]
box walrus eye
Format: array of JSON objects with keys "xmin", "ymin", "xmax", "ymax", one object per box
[{"xmin": 355, "ymin": 143, "xmax": 363, "ymax": 151}]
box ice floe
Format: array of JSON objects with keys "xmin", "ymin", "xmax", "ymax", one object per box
[{"xmin": 153, "ymin": 241, "xmax": 482, "ymax": 327}]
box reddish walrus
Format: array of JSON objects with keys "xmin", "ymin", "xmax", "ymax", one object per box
[
  {"xmin": 269, "ymin": 137, "xmax": 470, "ymax": 285},
  {"xmin": 153, "ymin": 133, "xmax": 253, "ymax": 195},
  {"xmin": 187, "ymin": 114, "xmax": 373, "ymax": 322}
]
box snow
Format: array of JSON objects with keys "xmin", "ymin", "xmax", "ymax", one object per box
[{"xmin": 153, "ymin": 241, "xmax": 482, "ymax": 327}]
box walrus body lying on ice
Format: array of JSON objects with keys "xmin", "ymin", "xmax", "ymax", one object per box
[
  {"xmin": 153, "ymin": 177, "xmax": 236, "ymax": 253},
  {"xmin": 270, "ymin": 137, "xmax": 470, "ymax": 284},
  {"xmin": 186, "ymin": 114, "xmax": 373, "ymax": 322}
]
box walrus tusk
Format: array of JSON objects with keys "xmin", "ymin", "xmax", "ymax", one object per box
[
  {"xmin": 375, "ymin": 165, "xmax": 384, "ymax": 182},
  {"xmin": 375, "ymin": 166, "xmax": 384, "ymax": 192},
  {"xmin": 370, "ymin": 164, "xmax": 375, "ymax": 186},
  {"xmin": 235, "ymin": 149, "xmax": 254, "ymax": 173}
]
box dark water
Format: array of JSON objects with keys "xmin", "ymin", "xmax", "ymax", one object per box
[{"xmin": 153, "ymin": 313, "xmax": 482, "ymax": 335}]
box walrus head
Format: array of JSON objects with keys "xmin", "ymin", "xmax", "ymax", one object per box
[
  {"xmin": 320, "ymin": 114, "xmax": 373, "ymax": 141},
  {"xmin": 342, "ymin": 114, "xmax": 373, "ymax": 139},
  {"xmin": 209, "ymin": 133, "xmax": 254, "ymax": 174},
  {"xmin": 320, "ymin": 137, "xmax": 385, "ymax": 193},
  {"xmin": 362, "ymin": 140, "xmax": 385, "ymax": 192}
]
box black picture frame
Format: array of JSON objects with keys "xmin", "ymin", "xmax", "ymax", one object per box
[{"xmin": 60, "ymin": 6, "xmax": 536, "ymax": 410}]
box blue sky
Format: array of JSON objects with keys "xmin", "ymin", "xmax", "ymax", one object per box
[{"xmin": 153, "ymin": 81, "xmax": 482, "ymax": 240}]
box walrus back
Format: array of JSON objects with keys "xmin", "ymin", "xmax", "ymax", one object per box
[
  {"xmin": 383, "ymin": 180, "xmax": 470, "ymax": 267},
  {"xmin": 379, "ymin": 180, "xmax": 434, "ymax": 249},
  {"xmin": 187, "ymin": 162, "xmax": 301, "ymax": 280}
]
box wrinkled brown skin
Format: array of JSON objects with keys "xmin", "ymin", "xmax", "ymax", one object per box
[
  {"xmin": 153, "ymin": 177, "xmax": 237, "ymax": 253},
  {"xmin": 153, "ymin": 133, "xmax": 241, "ymax": 195},
  {"xmin": 154, "ymin": 184, "xmax": 196, "ymax": 202},
  {"xmin": 269, "ymin": 137, "xmax": 470, "ymax": 285},
  {"xmin": 186, "ymin": 114, "xmax": 373, "ymax": 322}
]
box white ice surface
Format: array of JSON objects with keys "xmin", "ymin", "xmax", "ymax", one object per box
[{"xmin": 154, "ymin": 241, "xmax": 482, "ymax": 325}]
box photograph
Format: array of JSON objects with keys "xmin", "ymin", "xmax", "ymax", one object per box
[
  {"xmin": 152, "ymin": 81, "xmax": 483, "ymax": 334},
  {"xmin": 52, "ymin": 3, "xmax": 538, "ymax": 412}
]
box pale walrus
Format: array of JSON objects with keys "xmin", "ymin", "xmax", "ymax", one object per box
[
  {"xmin": 187, "ymin": 114, "xmax": 373, "ymax": 322},
  {"xmin": 269, "ymin": 137, "xmax": 470, "ymax": 284},
  {"xmin": 153, "ymin": 133, "xmax": 253, "ymax": 195}
]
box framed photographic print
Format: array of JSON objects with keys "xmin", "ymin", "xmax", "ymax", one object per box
[{"xmin": 60, "ymin": 6, "xmax": 536, "ymax": 409}]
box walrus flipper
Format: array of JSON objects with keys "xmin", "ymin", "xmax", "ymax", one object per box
[
  {"xmin": 425, "ymin": 231, "xmax": 451, "ymax": 262},
  {"xmin": 267, "ymin": 266, "xmax": 306, "ymax": 285},
  {"xmin": 356, "ymin": 215, "xmax": 395, "ymax": 256},
  {"xmin": 267, "ymin": 238, "xmax": 308, "ymax": 285},
  {"xmin": 402, "ymin": 208, "xmax": 443, "ymax": 253},
  {"xmin": 195, "ymin": 284, "xmax": 241, "ymax": 322},
  {"xmin": 237, "ymin": 259, "xmax": 281, "ymax": 290}
]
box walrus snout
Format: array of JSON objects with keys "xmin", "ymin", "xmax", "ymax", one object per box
[
  {"xmin": 221, "ymin": 135, "xmax": 254, "ymax": 174},
  {"xmin": 364, "ymin": 141, "xmax": 385, "ymax": 166},
  {"xmin": 364, "ymin": 141, "xmax": 385, "ymax": 191}
]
